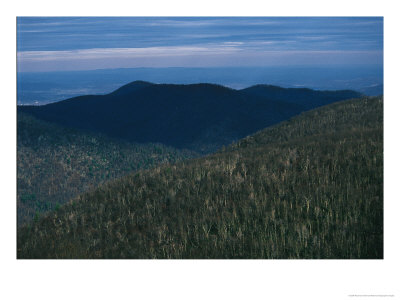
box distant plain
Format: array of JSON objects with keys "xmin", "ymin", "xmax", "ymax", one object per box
[{"xmin": 17, "ymin": 65, "xmax": 383, "ymax": 105}]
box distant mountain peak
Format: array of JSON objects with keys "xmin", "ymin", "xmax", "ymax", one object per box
[
  {"xmin": 242, "ymin": 84, "xmax": 313, "ymax": 92},
  {"xmin": 130, "ymin": 80, "xmax": 154, "ymax": 85},
  {"xmin": 109, "ymin": 80, "xmax": 154, "ymax": 96}
]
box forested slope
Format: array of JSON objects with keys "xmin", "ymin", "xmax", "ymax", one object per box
[
  {"xmin": 18, "ymin": 97, "xmax": 383, "ymax": 259},
  {"xmin": 17, "ymin": 112, "xmax": 198, "ymax": 226}
]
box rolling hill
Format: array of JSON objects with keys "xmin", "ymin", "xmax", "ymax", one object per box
[
  {"xmin": 18, "ymin": 81, "xmax": 362, "ymax": 153},
  {"xmin": 17, "ymin": 96, "xmax": 383, "ymax": 259}
]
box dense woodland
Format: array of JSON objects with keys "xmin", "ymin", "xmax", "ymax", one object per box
[
  {"xmin": 17, "ymin": 96, "xmax": 383, "ymax": 259},
  {"xmin": 17, "ymin": 112, "xmax": 198, "ymax": 226}
]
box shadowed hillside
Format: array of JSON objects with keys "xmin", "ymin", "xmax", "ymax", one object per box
[
  {"xmin": 17, "ymin": 112, "xmax": 198, "ymax": 226},
  {"xmin": 17, "ymin": 96, "xmax": 383, "ymax": 259},
  {"xmin": 18, "ymin": 81, "xmax": 362, "ymax": 153}
]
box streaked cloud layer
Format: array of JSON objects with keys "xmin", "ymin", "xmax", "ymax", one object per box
[{"xmin": 17, "ymin": 17, "xmax": 383, "ymax": 72}]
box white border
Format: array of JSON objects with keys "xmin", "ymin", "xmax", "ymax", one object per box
[{"xmin": 2, "ymin": 1, "xmax": 399, "ymax": 300}]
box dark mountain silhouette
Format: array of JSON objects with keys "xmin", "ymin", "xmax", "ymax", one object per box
[
  {"xmin": 19, "ymin": 81, "xmax": 363, "ymax": 153},
  {"xmin": 240, "ymin": 84, "xmax": 363, "ymax": 109}
]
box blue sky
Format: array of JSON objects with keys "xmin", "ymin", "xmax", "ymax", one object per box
[{"xmin": 17, "ymin": 17, "xmax": 383, "ymax": 72}]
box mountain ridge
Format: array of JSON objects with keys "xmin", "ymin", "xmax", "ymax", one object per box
[{"xmin": 18, "ymin": 81, "xmax": 363, "ymax": 153}]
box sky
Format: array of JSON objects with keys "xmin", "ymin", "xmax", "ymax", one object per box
[{"xmin": 17, "ymin": 17, "xmax": 383, "ymax": 72}]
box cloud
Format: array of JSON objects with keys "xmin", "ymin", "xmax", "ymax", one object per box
[
  {"xmin": 16, "ymin": 17, "xmax": 383, "ymax": 72},
  {"xmin": 144, "ymin": 19, "xmax": 220, "ymax": 27},
  {"xmin": 18, "ymin": 45, "xmax": 244, "ymax": 62},
  {"xmin": 17, "ymin": 44, "xmax": 382, "ymax": 72},
  {"xmin": 17, "ymin": 17, "xmax": 383, "ymax": 54}
]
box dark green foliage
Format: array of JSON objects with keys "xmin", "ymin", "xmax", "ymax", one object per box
[
  {"xmin": 17, "ymin": 97, "xmax": 383, "ymax": 259},
  {"xmin": 17, "ymin": 112, "xmax": 198, "ymax": 226},
  {"xmin": 20, "ymin": 193, "xmax": 36, "ymax": 204}
]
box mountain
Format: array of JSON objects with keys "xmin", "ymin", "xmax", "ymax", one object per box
[
  {"xmin": 17, "ymin": 112, "xmax": 198, "ymax": 226},
  {"xmin": 17, "ymin": 96, "xmax": 383, "ymax": 259},
  {"xmin": 18, "ymin": 81, "xmax": 362, "ymax": 153},
  {"xmin": 240, "ymin": 84, "xmax": 363, "ymax": 109}
]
